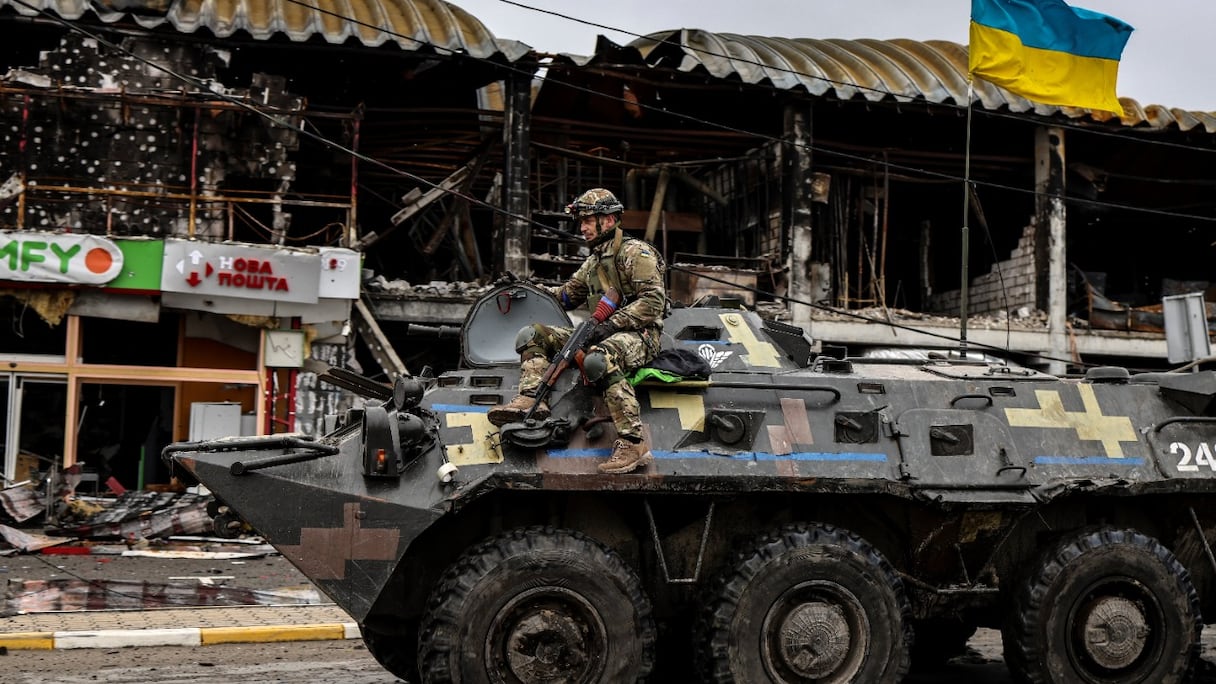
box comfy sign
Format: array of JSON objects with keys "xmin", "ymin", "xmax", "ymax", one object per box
[{"xmin": 0, "ymin": 231, "xmax": 124, "ymax": 285}]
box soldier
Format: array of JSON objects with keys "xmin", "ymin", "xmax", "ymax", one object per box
[{"xmin": 488, "ymin": 188, "xmax": 666, "ymax": 474}]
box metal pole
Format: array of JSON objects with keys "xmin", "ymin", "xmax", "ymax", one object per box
[
  {"xmin": 190, "ymin": 107, "xmax": 199, "ymax": 237},
  {"xmin": 960, "ymin": 81, "xmax": 975, "ymax": 358},
  {"xmin": 349, "ymin": 112, "xmax": 360, "ymax": 247}
]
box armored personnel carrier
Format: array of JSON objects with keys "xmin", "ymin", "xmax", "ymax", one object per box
[{"xmin": 166, "ymin": 281, "xmax": 1216, "ymax": 683}]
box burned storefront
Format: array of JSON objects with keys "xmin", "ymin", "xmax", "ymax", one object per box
[
  {"xmin": 4, "ymin": 0, "xmax": 1216, "ymax": 489},
  {"xmin": 0, "ymin": 0, "xmax": 528, "ymax": 487},
  {"xmin": 529, "ymin": 31, "xmax": 1216, "ymax": 372},
  {"xmin": 364, "ymin": 27, "xmax": 1216, "ymax": 378}
]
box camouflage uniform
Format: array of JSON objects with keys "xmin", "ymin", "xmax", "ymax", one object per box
[{"xmin": 518, "ymin": 233, "xmax": 665, "ymax": 441}]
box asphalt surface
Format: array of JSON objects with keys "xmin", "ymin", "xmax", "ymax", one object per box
[
  {"xmin": 2, "ymin": 549, "xmax": 1013, "ymax": 682},
  {"xmin": 7, "ymin": 640, "xmax": 402, "ymax": 683},
  {"xmin": 2, "ymin": 549, "xmax": 314, "ymax": 592},
  {"xmin": 2, "ymin": 545, "xmax": 358, "ymax": 651}
]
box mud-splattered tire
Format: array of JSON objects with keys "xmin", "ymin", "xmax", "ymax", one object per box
[
  {"xmin": 418, "ymin": 526, "xmax": 655, "ymax": 683},
  {"xmin": 1003, "ymin": 527, "xmax": 1201, "ymax": 684},
  {"xmin": 362, "ymin": 623, "xmax": 418, "ymax": 683},
  {"xmin": 699, "ymin": 523, "xmax": 912, "ymax": 683}
]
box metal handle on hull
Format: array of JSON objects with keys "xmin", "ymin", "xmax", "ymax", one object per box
[{"xmin": 229, "ymin": 445, "xmax": 342, "ymax": 475}]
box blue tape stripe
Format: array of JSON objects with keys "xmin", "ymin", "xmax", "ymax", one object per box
[
  {"xmin": 971, "ymin": 0, "xmax": 1132, "ymax": 59},
  {"xmin": 1033, "ymin": 456, "xmax": 1145, "ymax": 466},
  {"xmin": 548, "ymin": 448, "xmax": 611, "ymax": 458},
  {"xmin": 782, "ymin": 452, "xmax": 887, "ymax": 462},
  {"xmin": 432, "ymin": 404, "xmax": 490, "ymax": 413}
]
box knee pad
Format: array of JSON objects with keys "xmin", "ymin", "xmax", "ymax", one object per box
[
  {"xmin": 581, "ymin": 350, "xmax": 609, "ymax": 382},
  {"xmin": 514, "ymin": 324, "xmax": 541, "ymax": 354}
]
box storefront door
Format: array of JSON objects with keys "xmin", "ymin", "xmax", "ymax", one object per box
[{"xmin": 2, "ymin": 374, "xmax": 67, "ymax": 485}]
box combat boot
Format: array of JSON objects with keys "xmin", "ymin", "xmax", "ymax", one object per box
[
  {"xmin": 597, "ymin": 439, "xmax": 654, "ymax": 474},
  {"xmin": 487, "ymin": 394, "xmax": 549, "ymax": 426}
]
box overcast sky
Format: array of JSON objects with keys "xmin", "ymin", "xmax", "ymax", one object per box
[{"xmin": 453, "ymin": 0, "xmax": 1215, "ymax": 112}]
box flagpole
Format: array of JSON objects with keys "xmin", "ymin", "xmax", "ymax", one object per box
[{"xmin": 959, "ymin": 80, "xmax": 974, "ymax": 359}]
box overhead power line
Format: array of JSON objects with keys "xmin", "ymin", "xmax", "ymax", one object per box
[{"xmin": 0, "ymin": 0, "xmax": 1207, "ymax": 366}]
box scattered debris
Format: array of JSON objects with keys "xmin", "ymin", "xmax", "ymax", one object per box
[
  {"xmin": 121, "ymin": 548, "xmax": 274, "ymax": 560},
  {"xmin": 810, "ymin": 303, "xmax": 1051, "ymax": 331},
  {"xmin": 0, "ymin": 525, "xmax": 68, "ymax": 554},
  {"xmin": 362, "ymin": 275, "xmax": 494, "ymax": 298},
  {"xmin": 167, "ymin": 535, "xmax": 267, "ymax": 545},
  {"xmin": 4, "ymin": 578, "xmax": 322, "ymax": 614},
  {"xmin": 169, "ymin": 576, "xmax": 235, "ymax": 586},
  {"xmin": 0, "ymin": 486, "xmax": 42, "ymax": 524},
  {"xmin": 52, "ymin": 491, "xmax": 211, "ymax": 540}
]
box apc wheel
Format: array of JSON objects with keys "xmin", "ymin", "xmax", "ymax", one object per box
[
  {"xmin": 700, "ymin": 523, "xmax": 911, "ymax": 683},
  {"xmin": 362, "ymin": 623, "xmax": 418, "ymax": 683},
  {"xmin": 418, "ymin": 526, "xmax": 656, "ymax": 683},
  {"xmin": 1003, "ymin": 528, "xmax": 1201, "ymax": 684}
]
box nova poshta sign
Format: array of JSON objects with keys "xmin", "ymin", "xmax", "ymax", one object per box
[{"xmin": 0, "ymin": 231, "xmax": 125, "ymax": 285}]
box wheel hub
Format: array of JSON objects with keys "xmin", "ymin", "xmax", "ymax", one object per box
[
  {"xmin": 506, "ymin": 608, "xmax": 588, "ymax": 677},
  {"xmin": 776, "ymin": 601, "xmax": 852, "ymax": 678},
  {"xmin": 1078, "ymin": 595, "xmax": 1150, "ymax": 670},
  {"xmin": 489, "ymin": 588, "xmax": 606, "ymax": 684}
]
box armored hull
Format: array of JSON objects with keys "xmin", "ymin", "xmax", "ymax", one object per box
[{"xmin": 166, "ymin": 283, "xmax": 1216, "ymax": 683}]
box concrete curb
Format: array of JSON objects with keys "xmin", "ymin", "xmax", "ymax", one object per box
[{"xmin": 0, "ymin": 622, "xmax": 360, "ymax": 650}]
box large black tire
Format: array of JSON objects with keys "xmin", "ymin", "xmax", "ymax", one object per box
[
  {"xmin": 698, "ymin": 523, "xmax": 912, "ymax": 683},
  {"xmin": 362, "ymin": 623, "xmax": 418, "ymax": 683},
  {"xmin": 1003, "ymin": 527, "xmax": 1202, "ymax": 684},
  {"xmin": 418, "ymin": 526, "xmax": 656, "ymax": 683}
]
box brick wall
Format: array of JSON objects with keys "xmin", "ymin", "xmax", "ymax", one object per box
[{"xmin": 928, "ymin": 223, "xmax": 1038, "ymax": 315}]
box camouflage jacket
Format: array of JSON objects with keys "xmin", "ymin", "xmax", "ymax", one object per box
[{"xmin": 555, "ymin": 232, "xmax": 666, "ymax": 332}]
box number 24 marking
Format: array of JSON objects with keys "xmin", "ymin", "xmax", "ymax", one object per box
[{"xmin": 1171, "ymin": 442, "xmax": 1216, "ymax": 472}]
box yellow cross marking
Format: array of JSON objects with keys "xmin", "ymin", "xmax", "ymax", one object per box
[
  {"xmin": 720, "ymin": 313, "xmax": 782, "ymax": 367},
  {"xmin": 1004, "ymin": 386, "xmax": 1138, "ymax": 458},
  {"xmin": 648, "ymin": 391, "xmax": 706, "ymax": 431},
  {"xmin": 444, "ymin": 412, "xmax": 504, "ymax": 465}
]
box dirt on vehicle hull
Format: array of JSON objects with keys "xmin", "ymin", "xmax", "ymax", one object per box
[{"xmin": 167, "ymin": 282, "xmax": 1216, "ymax": 684}]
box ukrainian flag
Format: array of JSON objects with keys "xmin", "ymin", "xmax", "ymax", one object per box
[{"xmin": 969, "ymin": 0, "xmax": 1133, "ymax": 113}]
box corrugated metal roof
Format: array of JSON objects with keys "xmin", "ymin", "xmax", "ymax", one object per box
[
  {"xmin": 0, "ymin": 0, "xmax": 531, "ymax": 61},
  {"xmin": 625, "ymin": 30, "xmax": 1216, "ymax": 133}
]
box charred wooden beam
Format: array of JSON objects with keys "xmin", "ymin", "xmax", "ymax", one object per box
[
  {"xmin": 501, "ymin": 68, "xmax": 533, "ymax": 276},
  {"xmin": 354, "ymin": 297, "xmax": 409, "ymax": 378}
]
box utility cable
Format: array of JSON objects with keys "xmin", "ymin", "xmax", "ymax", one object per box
[
  {"xmin": 6, "ymin": 0, "xmax": 1215, "ymax": 228},
  {"xmin": 676, "ymin": 263, "xmax": 1147, "ymax": 371},
  {"xmin": 268, "ymin": 0, "xmax": 1216, "ymax": 226},
  {"xmin": 6, "ymin": 0, "xmax": 584, "ymax": 248},
  {"xmin": 4, "ymin": 1, "xmax": 1200, "ymax": 365},
  {"xmin": 498, "ymin": 0, "xmax": 1216, "ymax": 157}
]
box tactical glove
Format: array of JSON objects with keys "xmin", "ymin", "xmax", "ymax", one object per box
[{"xmin": 586, "ymin": 322, "xmax": 616, "ymax": 346}]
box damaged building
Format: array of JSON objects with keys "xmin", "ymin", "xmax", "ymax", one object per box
[
  {"xmin": 1, "ymin": 0, "xmax": 1216, "ymax": 489},
  {"xmin": 0, "ymin": 0, "xmax": 526, "ymax": 487}
]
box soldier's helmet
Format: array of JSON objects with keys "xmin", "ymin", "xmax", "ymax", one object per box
[{"xmin": 565, "ymin": 188, "xmax": 624, "ymax": 218}]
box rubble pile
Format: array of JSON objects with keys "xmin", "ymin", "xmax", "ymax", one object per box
[
  {"xmin": 363, "ymin": 274, "xmax": 496, "ymax": 298},
  {"xmin": 0, "ymin": 486, "xmax": 42, "ymax": 526},
  {"xmin": 52, "ymin": 490, "xmax": 212, "ymax": 540},
  {"xmin": 4, "ymin": 577, "xmax": 318, "ymax": 615},
  {"xmin": 810, "ymin": 304, "xmax": 1052, "ymax": 331},
  {"xmin": 0, "ymin": 483, "xmax": 316, "ymax": 615}
]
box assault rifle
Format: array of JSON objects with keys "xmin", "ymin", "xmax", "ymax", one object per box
[{"xmin": 523, "ymin": 286, "xmax": 622, "ymax": 422}]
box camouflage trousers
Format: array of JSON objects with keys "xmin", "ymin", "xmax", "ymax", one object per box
[{"xmin": 519, "ymin": 323, "xmax": 659, "ymax": 441}]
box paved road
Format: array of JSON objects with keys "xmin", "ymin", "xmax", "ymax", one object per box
[
  {"xmin": 3, "ymin": 631, "xmax": 1016, "ymax": 683},
  {"xmin": 10, "ymin": 627, "xmax": 1216, "ymax": 683},
  {"xmin": 8, "ymin": 640, "xmax": 399, "ymax": 684}
]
